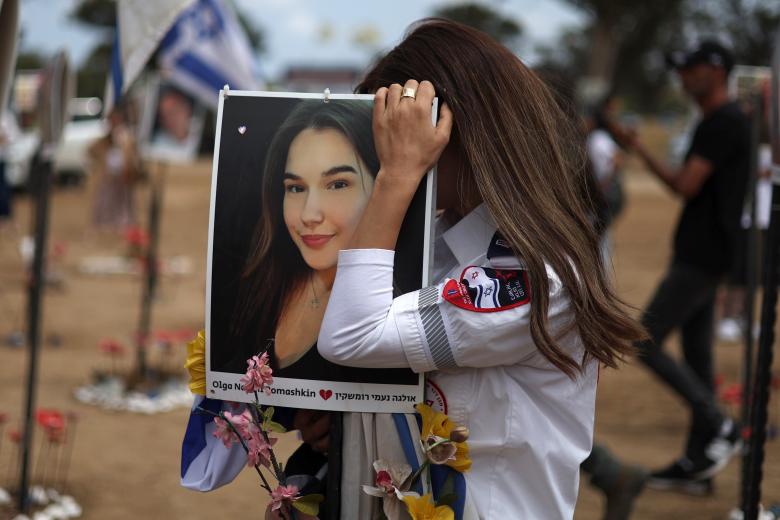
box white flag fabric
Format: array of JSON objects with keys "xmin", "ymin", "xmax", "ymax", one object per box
[
  {"xmin": 156, "ymin": 0, "xmax": 259, "ymax": 109},
  {"xmin": 107, "ymin": 0, "xmax": 195, "ymax": 111},
  {"xmin": 0, "ymin": 0, "xmax": 20, "ymax": 116},
  {"xmin": 108, "ymin": 0, "xmax": 258, "ymax": 113}
]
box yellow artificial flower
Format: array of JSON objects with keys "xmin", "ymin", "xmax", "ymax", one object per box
[
  {"xmin": 402, "ymin": 493, "xmax": 454, "ymax": 520},
  {"xmin": 415, "ymin": 404, "xmax": 471, "ymax": 472},
  {"xmin": 184, "ymin": 330, "xmax": 206, "ymax": 395}
]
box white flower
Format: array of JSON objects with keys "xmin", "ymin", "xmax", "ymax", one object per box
[{"xmin": 362, "ymin": 459, "xmax": 417, "ymax": 519}]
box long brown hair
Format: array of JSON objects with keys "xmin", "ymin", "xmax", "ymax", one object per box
[
  {"xmin": 357, "ymin": 19, "xmax": 646, "ymax": 377},
  {"xmin": 233, "ymin": 100, "xmax": 378, "ymax": 359}
]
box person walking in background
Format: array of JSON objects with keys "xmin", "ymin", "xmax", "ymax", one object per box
[
  {"xmin": 0, "ymin": 109, "xmax": 20, "ymax": 231},
  {"xmin": 584, "ymin": 92, "xmax": 627, "ymax": 268},
  {"xmin": 624, "ymin": 41, "xmax": 749, "ymax": 493},
  {"xmin": 580, "ymin": 92, "xmax": 648, "ymax": 520},
  {"xmin": 87, "ymin": 106, "xmax": 141, "ymax": 233}
]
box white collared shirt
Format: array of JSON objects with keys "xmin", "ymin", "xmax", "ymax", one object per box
[{"xmin": 319, "ymin": 204, "xmax": 597, "ymax": 519}]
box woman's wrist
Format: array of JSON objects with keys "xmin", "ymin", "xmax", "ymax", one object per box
[
  {"xmin": 375, "ymin": 167, "xmax": 427, "ymax": 197},
  {"xmin": 348, "ymin": 171, "xmax": 421, "ymax": 250}
]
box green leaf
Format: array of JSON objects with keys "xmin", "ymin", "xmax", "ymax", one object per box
[
  {"xmin": 266, "ymin": 420, "xmax": 287, "ymax": 433},
  {"xmin": 292, "ymin": 494, "xmax": 324, "ymax": 516},
  {"xmin": 264, "ymin": 406, "xmax": 275, "ymax": 421}
]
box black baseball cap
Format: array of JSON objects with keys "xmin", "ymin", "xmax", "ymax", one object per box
[{"xmin": 666, "ymin": 41, "xmax": 735, "ymax": 74}]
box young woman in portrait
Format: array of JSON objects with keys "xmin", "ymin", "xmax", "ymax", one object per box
[{"xmin": 227, "ymin": 100, "xmax": 416, "ymax": 385}]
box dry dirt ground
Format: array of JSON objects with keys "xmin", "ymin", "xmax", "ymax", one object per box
[{"xmin": 0, "ymin": 156, "xmax": 778, "ymax": 520}]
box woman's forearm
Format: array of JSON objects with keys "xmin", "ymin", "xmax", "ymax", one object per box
[{"xmin": 347, "ymin": 170, "xmax": 422, "ymax": 251}]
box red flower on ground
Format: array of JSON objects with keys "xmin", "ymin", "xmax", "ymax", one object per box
[
  {"xmin": 123, "ymin": 226, "xmax": 149, "ymax": 248},
  {"xmin": 99, "ymin": 338, "xmax": 126, "ymax": 356},
  {"xmin": 155, "ymin": 330, "xmax": 175, "ymax": 344},
  {"xmin": 36, "ymin": 409, "xmax": 65, "ymax": 431},
  {"xmin": 36, "ymin": 409, "xmax": 66, "ymax": 441},
  {"xmin": 720, "ymin": 383, "xmax": 742, "ymax": 406}
]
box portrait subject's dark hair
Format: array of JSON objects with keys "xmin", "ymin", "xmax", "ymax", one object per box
[
  {"xmin": 232, "ymin": 100, "xmax": 377, "ymax": 358},
  {"xmin": 357, "ymin": 19, "xmax": 646, "ymax": 377}
]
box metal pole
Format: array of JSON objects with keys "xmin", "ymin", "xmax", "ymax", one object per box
[
  {"xmin": 135, "ymin": 162, "xmax": 165, "ymax": 381},
  {"xmin": 743, "ymin": 180, "xmax": 779, "ymax": 520},
  {"xmin": 18, "ymin": 153, "xmax": 53, "ymax": 513},
  {"xmin": 743, "ymin": 27, "xmax": 780, "ymax": 519},
  {"xmin": 740, "ymin": 91, "xmax": 764, "ymax": 513}
]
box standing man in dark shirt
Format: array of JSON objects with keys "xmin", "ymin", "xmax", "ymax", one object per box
[{"xmin": 627, "ymin": 41, "xmax": 749, "ymax": 492}]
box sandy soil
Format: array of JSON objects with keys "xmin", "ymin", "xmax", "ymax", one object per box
[{"xmin": 0, "ymin": 157, "xmax": 777, "ymax": 520}]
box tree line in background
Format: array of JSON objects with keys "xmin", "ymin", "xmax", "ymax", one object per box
[
  {"xmin": 13, "ymin": 0, "xmax": 780, "ymax": 115},
  {"xmin": 534, "ymin": 0, "xmax": 780, "ymax": 112},
  {"xmin": 436, "ymin": 0, "xmax": 779, "ymax": 112}
]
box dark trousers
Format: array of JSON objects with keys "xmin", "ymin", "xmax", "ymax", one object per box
[
  {"xmin": 0, "ymin": 160, "xmax": 11, "ymax": 218},
  {"xmin": 582, "ymin": 443, "xmax": 622, "ymax": 489},
  {"xmin": 636, "ymin": 262, "xmax": 725, "ymax": 460}
]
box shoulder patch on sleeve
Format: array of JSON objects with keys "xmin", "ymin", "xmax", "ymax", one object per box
[{"xmin": 442, "ymin": 266, "xmax": 531, "ymax": 313}]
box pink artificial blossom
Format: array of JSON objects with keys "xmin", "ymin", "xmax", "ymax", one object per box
[
  {"xmin": 270, "ymin": 484, "xmax": 299, "ymax": 511},
  {"xmin": 212, "ymin": 416, "xmax": 236, "ymax": 448},
  {"xmin": 225, "ymin": 409, "xmax": 253, "ymax": 439},
  {"xmin": 212, "ymin": 409, "xmax": 254, "ymax": 447},
  {"xmin": 240, "ymin": 353, "xmax": 274, "ymax": 395},
  {"xmin": 247, "ymin": 430, "xmax": 278, "ymax": 468}
]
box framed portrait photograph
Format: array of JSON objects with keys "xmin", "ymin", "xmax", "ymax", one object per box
[
  {"xmin": 729, "ymin": 65, "xmax": 771, "ymax": 109},
  {"xmin": 138, "ymin": 76, "xmax": 206, "ymax": 162},
  {"xmin": 205, "ymin": 90, "xmax": 435, "ymax": 412}
]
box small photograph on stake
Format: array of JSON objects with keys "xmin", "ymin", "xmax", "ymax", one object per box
[
  {"xmin": 138, "ymin": 76, "xmax": 205, "ymax": 162},
  {"xmin": 206, "ymin": 91, "xmax": 435, "ymax": 412},
  {"xmin": 729, "ymin": 65, "xmax": 771, "ymax": 111}
]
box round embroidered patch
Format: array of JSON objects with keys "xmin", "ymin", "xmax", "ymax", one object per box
[{"xmin": 443, "ymin": 266, "xmax": 530, "ymax": 313}]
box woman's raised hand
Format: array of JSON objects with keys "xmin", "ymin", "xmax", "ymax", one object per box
[
  {"xmin": 345, "ymin": 81, "xmax": 452, "ymax": 251},
  {"xmin": 373, "ymin": 80, "xmax": 453, "ymax": 191}
]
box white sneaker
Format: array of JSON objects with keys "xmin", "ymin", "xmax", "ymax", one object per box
[{"xmin": 695, "ymin": 419, "xmax": 743, "ymax": 479}]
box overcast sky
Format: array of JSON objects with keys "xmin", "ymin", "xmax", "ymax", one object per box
[{"xmin": 19, "ymin": 0, "xmax": 585, "ymax": 79}]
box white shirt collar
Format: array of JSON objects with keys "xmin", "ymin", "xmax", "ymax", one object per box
[{"xmin": 441, "ymin": 204, "xmax": 497, "ymax": 266}]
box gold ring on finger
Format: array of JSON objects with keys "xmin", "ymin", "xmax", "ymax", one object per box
[{"xmin": 401, "ymin": 87, "xmax": 417, "ymax": 100}]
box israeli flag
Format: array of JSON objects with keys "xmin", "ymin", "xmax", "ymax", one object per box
[
  {"xmin": 157, "ymin": 0, "xmax": 258, "ymax": 108},
  {"xmin": 181, "ymin": 395, "xmax": 247, "ymax": 491}
]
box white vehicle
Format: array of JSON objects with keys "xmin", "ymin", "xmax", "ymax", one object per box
[
  {"xmin": 4, "ymin": 98, "xmax": 107, "ymax": 188},
  {"xmin": 53, "ymin": 97, "xmax": 107, "ymax": 182}
]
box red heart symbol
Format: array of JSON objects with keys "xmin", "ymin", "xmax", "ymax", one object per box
[{"xmin": 319, "ymin": 389, "xmax": 332, "ymax": 401}]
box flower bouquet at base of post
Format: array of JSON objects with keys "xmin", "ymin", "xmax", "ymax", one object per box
[
  {"xmin": 186, "ymin": 331, "xmax": 471, "ymax": 520},
  {"xmin": 362, "ymin": 403, "xmax": 471, "ymax": 520},
  {"xmin": 190, "ymin": 336, "xmax": 323, "ymax": 520}
]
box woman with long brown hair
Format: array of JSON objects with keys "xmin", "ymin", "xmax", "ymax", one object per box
[{"xmin": 318, "ymin": 18, "xmax": 646, "ymax": 518}]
